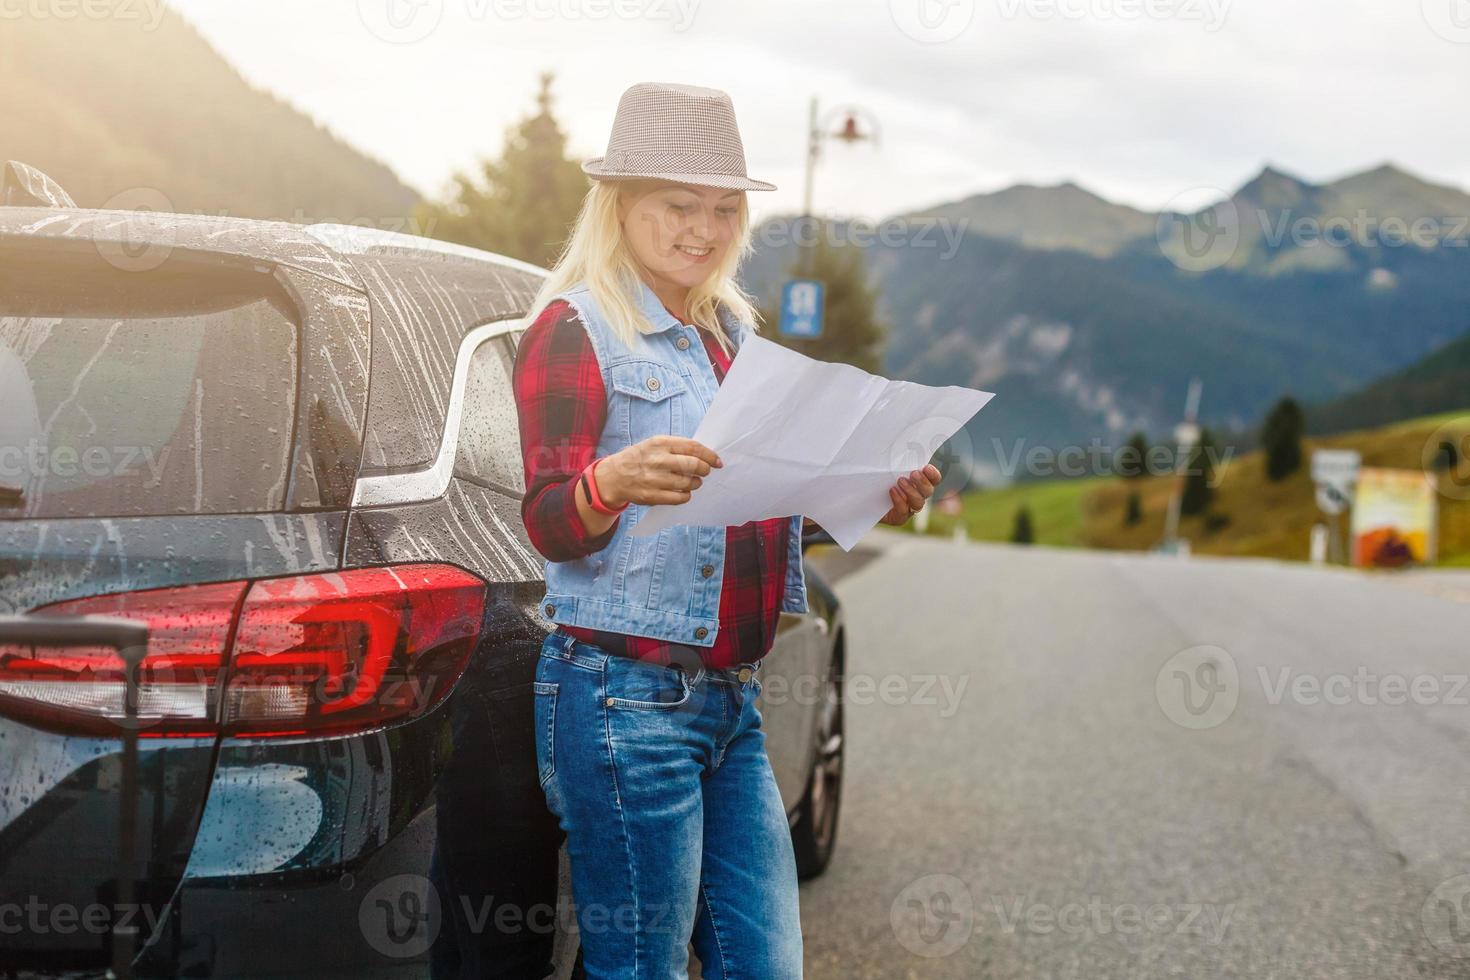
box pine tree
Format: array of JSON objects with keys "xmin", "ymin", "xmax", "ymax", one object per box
[
  {"xmin": 1261, "ymin": 397, "xmax": 1304, "ymax": 482},
  {"xmin": 760, "ymin": 227, "xmax": 886, "ymax": 374},
  {"xmin": 415, "ymin": 73, "xmax": 586, "ymax": 267},
  {"xmin": 1180, "ymin": 428, "xmax": 1219, "ymax": 516},
  {"xmin": 1119, "ymin": 431, "xmax": 1150, "ymax": 479},
  {"xmin": 1011, "ymin": 505, "xmax": 1035, "ymax": 544},
  {"xmin": 1124, "ymin": 491, "xmax": 1142, "ymax": 526}
]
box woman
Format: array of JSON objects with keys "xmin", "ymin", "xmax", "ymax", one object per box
[{"xmin": 512, "ymin": 82, "xmax": 939, "ymax": 979}]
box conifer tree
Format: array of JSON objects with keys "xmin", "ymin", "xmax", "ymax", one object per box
[{"xmin": 417, "ymin": 73, "xmax": 586, "ymax": 267}]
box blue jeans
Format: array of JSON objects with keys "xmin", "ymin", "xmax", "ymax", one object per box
[{"xmin": 533, "ymin": 630, "xmax": 803, "ymax": 979}]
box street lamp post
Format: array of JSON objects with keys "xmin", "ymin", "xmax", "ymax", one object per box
[
  {"xmin": 803, "ymin": 97, "xmax": 820, "ymax": 222},
  {"xmin": 802, "ymin": 96, "xmax": 880, "ymax": 218},
  {"xmin": 800, "ymin": 97, "xmax": 881, "ymax": 273},
  {"xmin": 1162, "ymin": 377, "xmax": 1204, "ymax": 555}
]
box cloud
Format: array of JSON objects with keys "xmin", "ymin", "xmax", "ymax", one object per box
[{"xmin": 170, "ymin": 0, "xmax": 1470, "ymax": 219}]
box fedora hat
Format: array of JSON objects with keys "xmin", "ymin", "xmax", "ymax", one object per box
[{"xmin": 582, "ymin": 82, "xmax": 776, "ymax": 192}]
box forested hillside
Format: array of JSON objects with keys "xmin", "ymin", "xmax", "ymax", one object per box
[{"xmin": 0, "ymin": 2, "xmax": 418, "ymax": 222}]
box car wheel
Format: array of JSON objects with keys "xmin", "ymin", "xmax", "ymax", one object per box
[{"xmin": 791, "ymin": 641, "xmax": 844, "ymax": 880}]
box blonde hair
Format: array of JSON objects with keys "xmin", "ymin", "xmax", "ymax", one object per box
[{"xmin": 527, "ymin": 179, "xmax": 763, "ymax": 359}]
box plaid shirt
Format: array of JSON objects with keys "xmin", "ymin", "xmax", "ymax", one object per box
[{"xmin": 513, "ymin": 299, "xmax": 792, "ymax": 669}]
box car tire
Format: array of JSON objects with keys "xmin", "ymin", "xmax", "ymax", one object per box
[{"xmin": 791, "ymin": 641, "xmax": 844, "ymax": 881}]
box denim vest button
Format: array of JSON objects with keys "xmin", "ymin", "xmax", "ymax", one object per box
[
  {"xmin": 545, "ymin": 604, "xmax": 556, "ymax": 616},
  {"xmin": 646, "ymin": 377, "xmax": 660, "ymax": 392},
  {"xmin": 701, "ymin": 564, "xmax": 714, "ymax": 578},
  {"xmin": 676, "ymin": 336, "xmax": 691, "ymax": 350},
  {"xmin": 694, "ymin": 627, "xmax": 709, "ymax": 639}
]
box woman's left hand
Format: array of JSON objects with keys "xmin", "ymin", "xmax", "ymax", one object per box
[{"xmin": 879, "ymin": 464, "xmax": 941, "ymax": 526}]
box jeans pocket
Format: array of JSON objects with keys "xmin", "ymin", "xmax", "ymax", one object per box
[
  {"xmin": 533, "ymin": 680, "xmax": 558, "ymax": 787},
  {"xmin": 605, "ymin": 657, "xmax": 703, "ymax": 711}
]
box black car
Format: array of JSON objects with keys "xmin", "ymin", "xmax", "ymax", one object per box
[{"xmin": 0, "ymin": 162, "xmax": 847, "ymax": 979}]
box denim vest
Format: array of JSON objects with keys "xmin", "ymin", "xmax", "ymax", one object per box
[{"xmin": 538, "ymin": 278, "xmax": 808, "ymax": 648}]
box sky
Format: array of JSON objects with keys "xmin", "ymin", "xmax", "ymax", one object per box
[{"xmin": 169, "ymin": 0, "xmax": 1470, "ymax": 223}]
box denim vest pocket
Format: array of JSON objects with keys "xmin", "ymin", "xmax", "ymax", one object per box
[
  {"xmin": 608, "ymin": 359, "xmax": 690, "ymax": 445},
  {"xmin": 611, "ymin": 506, "xmax": 680, "ymax": 608}
]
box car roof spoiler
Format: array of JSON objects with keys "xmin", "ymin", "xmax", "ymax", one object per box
[{"xmin": 3, "ymin": 161, "xmax": 77, "ymax": 208}]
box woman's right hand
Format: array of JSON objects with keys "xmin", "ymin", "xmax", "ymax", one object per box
[{"xmin": 595, "ymin": 436, "xmax": 723, "ymax": 507}]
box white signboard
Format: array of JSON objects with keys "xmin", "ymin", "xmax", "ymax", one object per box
[{"xmin": 1311, "ymin": 449, "xmax": 1360, "ymax": 514}]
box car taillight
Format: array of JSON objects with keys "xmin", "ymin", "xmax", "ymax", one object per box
[
  {"xmin": 222, "ymin": 564, "xmax": 486, "ymax": 737},
  {"xmin": 0, "ymin": 564, "xmax": 487, "ymax": 739},
  {"xmin": 0, "ymin": 581, "xmax": 246, "ymax": 737}
]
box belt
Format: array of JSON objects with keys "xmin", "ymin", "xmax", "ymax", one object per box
[{"xmin": 555, "ymin": 626, "xmax": 759, "ymax": 684}]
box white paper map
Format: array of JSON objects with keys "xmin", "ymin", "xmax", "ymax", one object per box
[{"xmin": 628, "ymin": 334, "xmax": 995, "ymax": 551}]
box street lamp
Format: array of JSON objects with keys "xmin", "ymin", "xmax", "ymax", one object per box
[
  {"xmin": 802, "ymin": 98, "xmax": 880, "ymax": 220},
  {"xmin": 1161, "ymin": 377, "xmax": 1204, "ymax": 556},
  {"xmin": 799, "ymin": 98, "xmax": 880, "ymax": 281}
]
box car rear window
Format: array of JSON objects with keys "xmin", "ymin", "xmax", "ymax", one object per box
[{"xmin": 0, "ymin": 247, "xmax": 299, "ymax": 519}]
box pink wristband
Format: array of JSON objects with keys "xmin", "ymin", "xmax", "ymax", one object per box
[{"xmin": 583, "ymin": 459, "xmax": 627, "ymax": 515}]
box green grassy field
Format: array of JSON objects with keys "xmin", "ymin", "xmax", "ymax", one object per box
[
  {"xmin": 918, "ymin": 411, "xmax": 1470, "ymax": 567},
  {"xmin": 922, "ymin": 475, "xmax": 1108, "ymax": 547}
]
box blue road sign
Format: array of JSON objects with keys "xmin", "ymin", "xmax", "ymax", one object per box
[{"xmin": 779, "ymin": 279, "xmax": 825, "ymax": 338}]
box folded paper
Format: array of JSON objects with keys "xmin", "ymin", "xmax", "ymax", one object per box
[{"xmin": 628, "ymin": 334, "xmax": 995, "ymax": 550}]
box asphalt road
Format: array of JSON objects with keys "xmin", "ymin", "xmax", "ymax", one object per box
[{"xmin": 797, "ymin": 531, "xmax": 1470, "ymax": 979}]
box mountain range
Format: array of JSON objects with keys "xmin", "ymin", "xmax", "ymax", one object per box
[
  {"xmin": 1307, "ymin": 330, "xmax": 1470, "ymax": 436},
  {"xmin": 742, "ymin": 164, "xmax": 1470, "ymax": 483}
]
